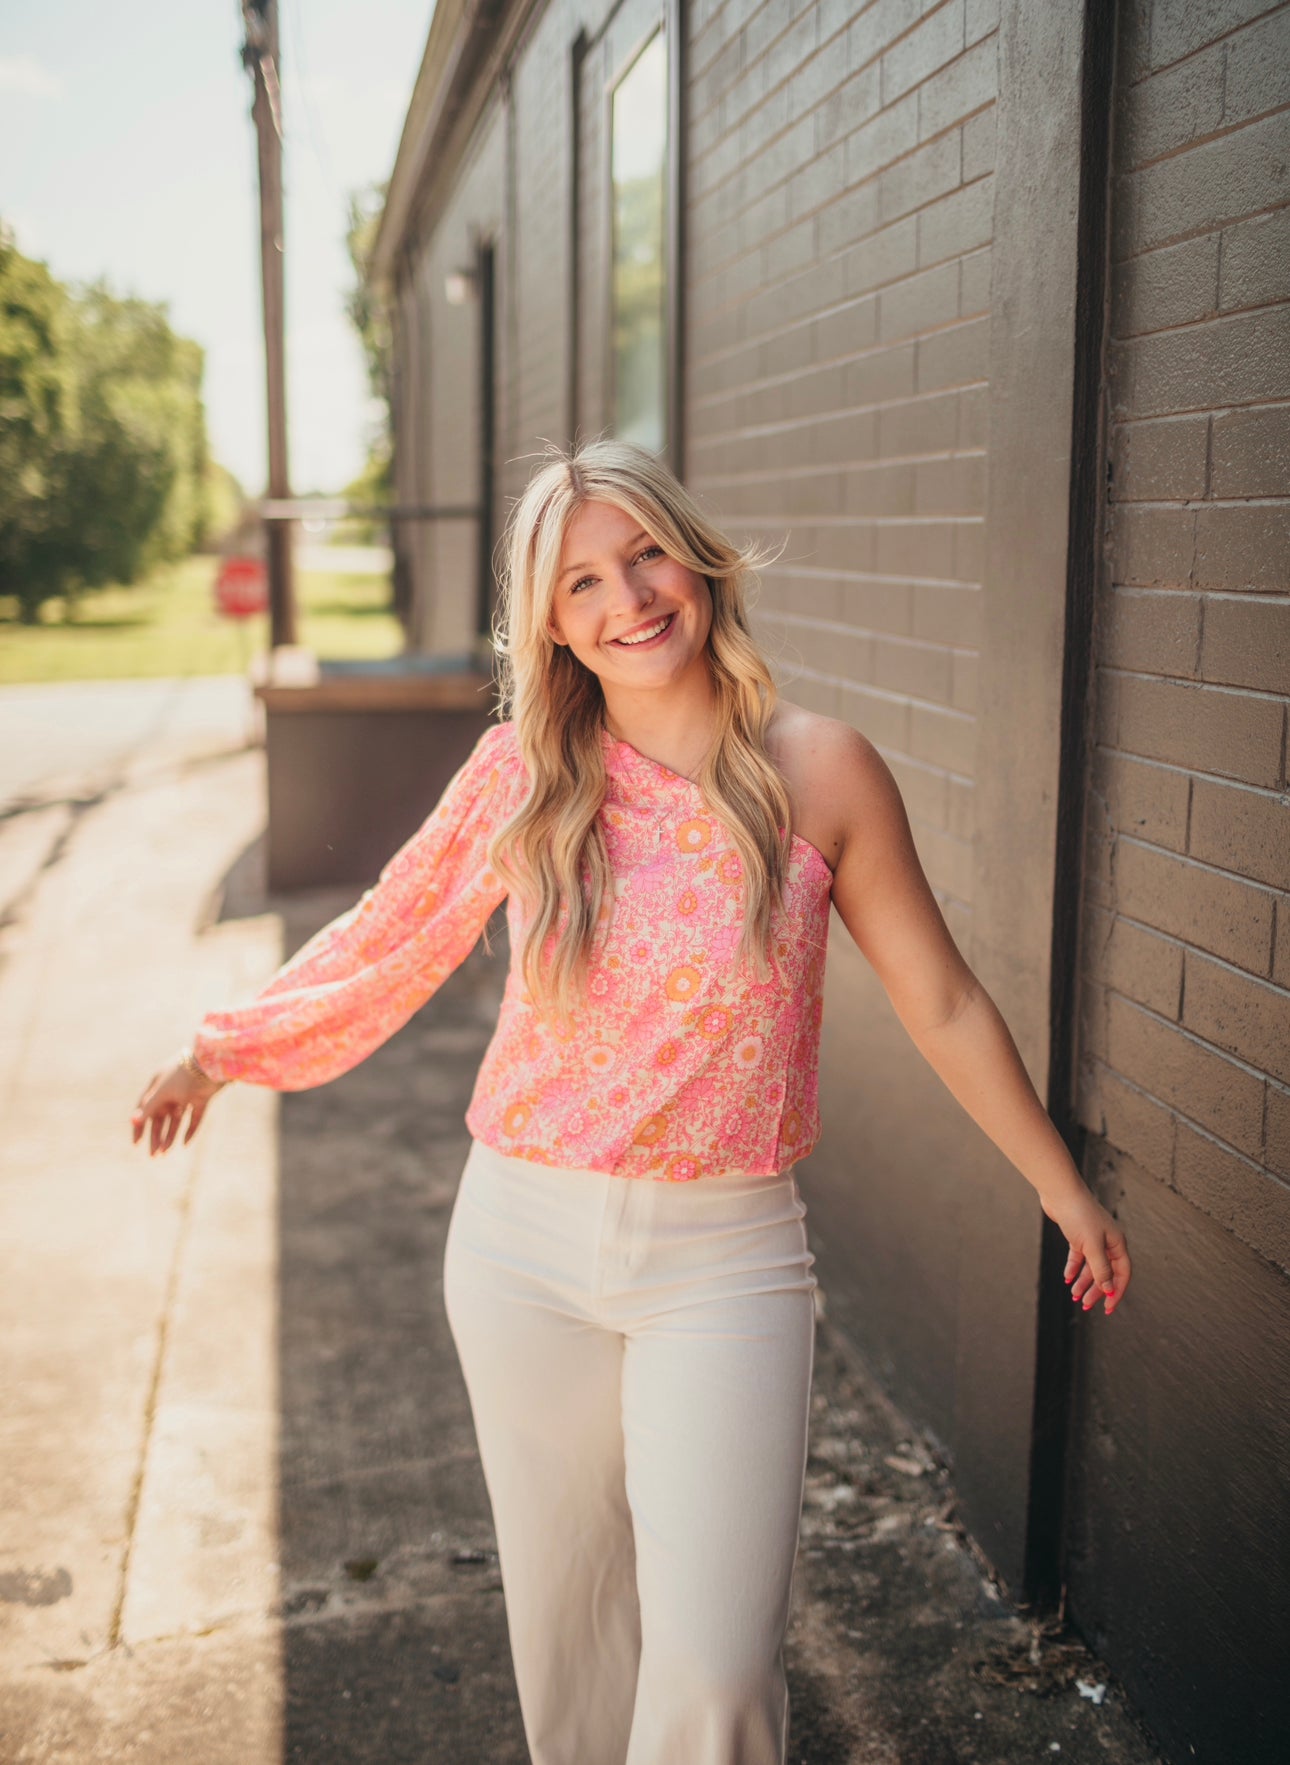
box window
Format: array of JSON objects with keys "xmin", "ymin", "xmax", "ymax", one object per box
[{"xmin": 609, "ymin": 30, "xmax": 668, "ymax": 455}]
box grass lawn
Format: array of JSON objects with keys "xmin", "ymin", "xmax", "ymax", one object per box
[{"xmin": 0, "ymin": 554, "xmax": 405, "ymax": 685}]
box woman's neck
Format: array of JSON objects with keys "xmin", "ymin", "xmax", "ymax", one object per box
[{"xmin": 601, "ymin": 676, "xmax": 720, "ymax": 782}]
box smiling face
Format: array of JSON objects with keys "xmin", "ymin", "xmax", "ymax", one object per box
[{"xmin": 546, "ymin": 498, "xmax": 715, "ymax": 704}]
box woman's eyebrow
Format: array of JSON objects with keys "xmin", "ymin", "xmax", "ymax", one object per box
[{"xmin": 559, "ymin": 531, "xmax": 651, "ymax": 578}]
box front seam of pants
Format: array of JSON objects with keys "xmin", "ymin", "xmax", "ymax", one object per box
[{"xmin": 591, "ymin": 1163, "xmax": 621, "ymax": 1301}]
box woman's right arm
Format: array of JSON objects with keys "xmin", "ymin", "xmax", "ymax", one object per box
[{"xmin": 132, "ymin": 720, "xmax": 523, "ymax": 1151}]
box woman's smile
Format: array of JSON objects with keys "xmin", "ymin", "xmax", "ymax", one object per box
[{"xmin": 610, "ymin": 611, "xmax": 676, "ymax": 648}]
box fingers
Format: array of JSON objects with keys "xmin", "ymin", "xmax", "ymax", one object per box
[
  {"xmin": 131, "ymin": 1098, "xmax": 158, "ymax": 1148},
  {"xmin": 132, "ymin": 1073, "xmax": 161, "ymax": 1144},
  {"xmin": 1066, "ymin": 1259, "xmax": 1105, "ymax": 1311},
  {"xmin": 1064, "ymin": 1236, "xmax": 1130, "ymax": 1315},
  {"xmin": 140, "ymin": 1101, "xmax": 184, "ymax": 1156},
  {"xmin": 1103, "ymin": 1233, "xmax": 1131, "ymax": 1316},
  {"xmin": 1064, "ymin": 1243, "xmax": 1100, "ymax": 1303},
  {"xmin": 135, "ymin": 1096, "xmax": 216, "ymax": 1154},
  {"xmin": 1069, "ymin": 1261, "xmax": 1100, "ymax": 1308},
  {"xmin": 132, "ymin": 1055, "xmax": 223, "ymax": 1152}
]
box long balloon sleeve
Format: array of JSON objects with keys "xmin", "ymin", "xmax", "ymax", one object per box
[{"xmin": 192, "ymin": 721, "xmax": 524, "ymax": 1090}]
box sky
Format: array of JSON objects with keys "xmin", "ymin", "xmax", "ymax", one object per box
[{"xmin": 0, "ymin": 0, "xmax": 435, "ymax": 494}]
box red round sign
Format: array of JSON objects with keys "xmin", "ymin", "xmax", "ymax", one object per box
[{"xmin": 215, "ymin": 556, "xmax": 269, "ymax": 619}]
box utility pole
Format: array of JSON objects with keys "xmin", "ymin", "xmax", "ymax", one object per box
[{"xmin": 241, "ymin": 0, "xmax": 297, "ymax": 648}]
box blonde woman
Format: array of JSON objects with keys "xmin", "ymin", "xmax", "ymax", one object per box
[{"xmin": 133, "ymin": 439, "xmax": 1131, "ymax": 1765}]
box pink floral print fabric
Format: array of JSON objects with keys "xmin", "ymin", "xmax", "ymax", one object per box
[{"xmin": 194, "ymin": 720, "xmax": 834, "ymax": 1180}]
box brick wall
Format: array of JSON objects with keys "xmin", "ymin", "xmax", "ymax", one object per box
[
  {"xmin": 508, "ymin": 1, "xmax": 582, "ymax": 506},
  {"xmin": 403, "ymin": 115, "xmax": 507, "ymax": 655},
  {"xmin": 686, "ymin": 0, "xmax": 998, "ymax": 940},
  {"xmin": 1063, "ymin": 8, "xmax": 1290, "ymax": 1757},
  {"xmin": 484, "ymin": 0, "xmax": 650, "ymax": 507},
  {"xmin": 684, "ymin": 0, "xmax": 1012, "ymax": 1513},
  {"xmin": 1076, "ymin": 0, "xmax": 1290, "ymax": 1267}
]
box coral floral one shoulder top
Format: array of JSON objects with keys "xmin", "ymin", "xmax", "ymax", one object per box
[{"xmin": 194, "ymin": 720, "xmax": 834, "ymax": 1180}]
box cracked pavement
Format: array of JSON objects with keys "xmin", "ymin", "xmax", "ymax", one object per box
[{"xmin": 0, "ymin": 678, "xmax": 1164, "ymax": 1762}]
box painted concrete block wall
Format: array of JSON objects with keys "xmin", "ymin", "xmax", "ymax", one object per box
[
  {"xmin": 508, "ymin": 2, "xmax": 584, "ymax": 506},
  {"xmin": 685, "ymin": 0, "xmax": 1014, "ymax": 1554},
  {"xmin": 1065, "ymin": 6, "xmax": 1290, "ymax": 1760},
  {"xmin": 688, "ymin": 0, "xmax": 994, "ymax": 942},
  {"xmin": 398, "ymin": 114, "xmax": 507, "ymax": 656},
  {"xmin": 1077, "ymin": 0, "xmax": 1290, "ymax": 1261},
  {"xmin": 497, "ymin": 0, "xmax": 640, "ymax": 509},
  {"xmin": 431, "ymin": 116, "xmax": 507, "ymax": 659}
]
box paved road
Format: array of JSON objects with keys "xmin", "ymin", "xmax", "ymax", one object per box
[{"xmin": 0, "ymin": 676, "xmax": 255, "ymax": 811}]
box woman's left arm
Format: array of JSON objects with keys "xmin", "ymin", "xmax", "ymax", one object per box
[{"xmin": 822, "ymin": 722, "xmax": 1130, "ymax": 1316}]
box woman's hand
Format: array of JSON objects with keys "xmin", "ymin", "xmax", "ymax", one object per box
[
  {"xmin": 1041, "ymin": 1181, "xmax": 1131, "ymax": 1316},
  {"xmin": 131, "ymin": 1053, "xmax": 224, "ymax": 1156}
]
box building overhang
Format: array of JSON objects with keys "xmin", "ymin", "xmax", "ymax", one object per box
[{"xmin": 370, "ymin": 0, "xmax": 538, "ymax": 292}]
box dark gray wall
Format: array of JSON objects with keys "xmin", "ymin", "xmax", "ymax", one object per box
[{"xmin": 1068, "ymin": 4, "xmax": 1290, "ymax": 1760}]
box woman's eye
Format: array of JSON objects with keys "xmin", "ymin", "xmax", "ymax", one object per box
[{"xmin": 568, "ymin": 548, "xmax": 660, "ymax": 592}]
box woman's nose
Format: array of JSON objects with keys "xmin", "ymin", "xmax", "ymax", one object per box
[{"xmin": 609, "ymin": 568, "xmax": 654, "ymax": 609}]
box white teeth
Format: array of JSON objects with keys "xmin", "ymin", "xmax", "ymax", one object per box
[{"xmin": 616, "ymin": 615, "xmax": 671, "ymax": 646}]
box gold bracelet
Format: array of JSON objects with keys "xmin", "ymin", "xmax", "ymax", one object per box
[{"xmin": 180, "ymin": 1046, "xmax": 225, "ymax": 1089}]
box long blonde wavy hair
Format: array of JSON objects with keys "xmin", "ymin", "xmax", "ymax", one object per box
[{"xmin": 488, "ymin": 440, "xmax": 793, "ymax": 1019}]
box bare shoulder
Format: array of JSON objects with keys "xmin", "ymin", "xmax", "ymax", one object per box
[
  {"xmin": 766, "ymin": 702, "xmax": 880, "ymax": 778},
  {"xmin": 765, "ymin": 703, "xmax": 901, "ymax": 871}
]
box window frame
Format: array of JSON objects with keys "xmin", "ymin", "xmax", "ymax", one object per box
[
  {"xmin": 573, "ymin": 0, "xmax": 684, "ymax": 471},
  {"xmin": 606, "ymin": 23, "xmax": 670, "ymax": 460}
]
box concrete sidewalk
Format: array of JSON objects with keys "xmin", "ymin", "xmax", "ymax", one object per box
[{"xmin": 0, "ymin": 685, "xmax": 1165, "ymax": 1763}]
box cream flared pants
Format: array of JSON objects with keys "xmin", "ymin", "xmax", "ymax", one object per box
[{"xmin": 443, "ymin": 1137, "xmax": 818, "ymax": 1765}]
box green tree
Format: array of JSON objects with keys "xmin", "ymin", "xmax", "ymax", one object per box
[
  {"xmin": 0, "ymin": 235, "xmax": 216, "ymax": 621},
  {"xmin": 63, "ymin": 285, "xmax": 210, "ymax": 589},
  {"xmin": 0, "ymin": 237, "xmax": 78, "ymax": 620}
]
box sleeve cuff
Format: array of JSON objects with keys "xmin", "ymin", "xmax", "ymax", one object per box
[{"xmin": 191, "ymin": 1031, "xmax": 235, "ymax": 1085}]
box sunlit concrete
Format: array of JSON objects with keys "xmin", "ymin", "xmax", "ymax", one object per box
[{"xmin": 0, "ymin": 718, "xmax": 283, "ymax": 1759}]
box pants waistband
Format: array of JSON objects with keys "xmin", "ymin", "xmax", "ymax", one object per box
[{"xmin": 452, "ymin": 1137, "xmax": 817, "ymax": 1314}]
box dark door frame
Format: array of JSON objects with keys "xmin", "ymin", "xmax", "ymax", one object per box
[
  {"xmin": 475, "ymin": 235, "xmax": 498, "ymax": 644},
  {"xmin": 1027, "ymin": 0, "xmax": 1118, "ymax": 1607}
]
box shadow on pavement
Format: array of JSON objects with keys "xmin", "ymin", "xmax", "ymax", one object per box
[{"xmin": 215, "ymin": 840, "xmax": 529, "ymax": 1762}]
